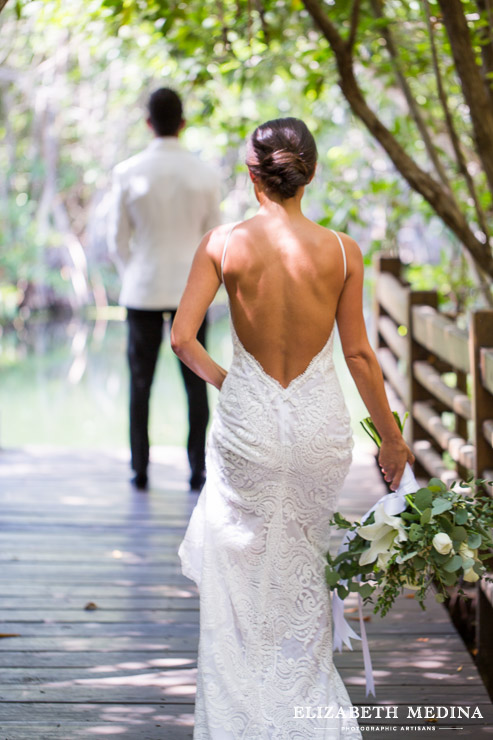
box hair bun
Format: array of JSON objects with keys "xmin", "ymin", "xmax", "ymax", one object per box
[{"xmin": 246, "ymin": 118, "xmax": 317, "ymax": 199}]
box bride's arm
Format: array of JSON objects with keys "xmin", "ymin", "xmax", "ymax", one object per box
[
  {"xmin": 336, "ymin": 236, "xmax": 414, "ymax": 490},
  {"xmin": 171, "ymin": 229, "xmax": 228, "ymax": 390}
]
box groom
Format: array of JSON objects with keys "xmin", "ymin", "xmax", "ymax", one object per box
[{"xmin": 107, "ymin": 87, "xmax": 222, "ymax": 491}]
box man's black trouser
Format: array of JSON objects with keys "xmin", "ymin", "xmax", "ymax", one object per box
[{"xmin": 126, "ymin": 308, "xmax": 209, "ymax": 482}]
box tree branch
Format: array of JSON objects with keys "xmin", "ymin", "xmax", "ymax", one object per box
[
  {"xmin": 301, "ymin": 0, "xmax": 493, "ymax": 278},
  {"xmin": 347, "ymin": 0, "xmax": 361, "ymax": 52},
  {"xmin": 424, "ymin": 0, "xmax": 489, "ymax": 242},
  {"xmin": 370, "ymin": 0, "xmax": 452, "ymax": 193},
  {"xmin": 254, "ymin": 0, "xmax": 270, "ymax": 44},
  {"xmin": 437, "ymin": 0, "xmax": 493, "ymax": 196},
  {"xmin": 476, "ymin": 0, "xmax": 493, "ymax": 104},
  {"xmin": 0, "ymin": 0, "xmax": 10, "ymax": 13}
]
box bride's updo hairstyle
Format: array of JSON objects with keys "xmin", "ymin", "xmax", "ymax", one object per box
[{"xmin": 246, "ymin": 117, "xmax": 317, "ymax": 200}]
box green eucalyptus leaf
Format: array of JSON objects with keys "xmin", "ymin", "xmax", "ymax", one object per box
[
  {"xmin": 337, "ymin": 585, "xmax": 349, "ymax": 600},
  {"xmin": 452, "ymin": 526, "xmax": 468, "ymax": 542},
  {"xmin": 428, "ymin": 478, "xmax": 448, "ymax": 493},
  {"xmin": 359, "ymin": 583, "xmax": 375, "ymax": 599},
  {"xmin": 414, "ymin": 489, "xmax": 433, "ymax": 510},
  {"xmin": 467, "ymin": 533, "xmax": 482, "ymax": 549},
  {"xmin": 409, "ymin": 523, "xmax": 424, "ymax": 542},
  {"xmin": 432, "ymin": 498, "xmax": 452, "ymax": 515},
  {"xmin": 455, "ymin": 509, "xmax": 468, "ymax": 525},
  {"xmin": 420, "ymin": 507, "xmax": 432, "ymax": 525},
  {"xmin": 325, "ymin": 567, "xmax": 339, "ymax": 587},
  {"xmin": 444, "ymin": 554, "xmax": 463, "ymax": 572},
  {"xmin": 441, "ymin": 570, "xmax": 458, "ymax": 586}
]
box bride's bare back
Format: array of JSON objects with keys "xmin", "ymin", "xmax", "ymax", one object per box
[
  {"xmin": 221, "ymin": 214, "xmax": 347, "ymax": 389},
  {"xmin": 172, "ymin": 116, "xmax": 413, "ymax": 490}
]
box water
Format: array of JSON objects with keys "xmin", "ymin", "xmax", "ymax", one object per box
[{"xmin": 0, "ymin": 311, "xmax": 368, "ymax": 450}]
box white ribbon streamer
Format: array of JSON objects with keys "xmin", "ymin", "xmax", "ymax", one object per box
[{"xmin": 332, "ymin": 462, "xmax": 418, "ymax": 697}]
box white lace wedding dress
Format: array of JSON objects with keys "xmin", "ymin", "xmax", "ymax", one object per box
[{"xmin": 178, "ymin": 230, "xmax": 362, "ymax": 739}]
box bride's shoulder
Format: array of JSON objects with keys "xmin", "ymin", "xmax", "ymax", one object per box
[
  {"xmin": 316, "ymin": 225, "xmax": 362, "ymax": 254},
  {"xmin": 201, "ymin": 222, "xmax": 237, "ymax": 254}
]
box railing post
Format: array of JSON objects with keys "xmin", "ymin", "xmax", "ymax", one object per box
[
  {"xmin": 373, "ymin": 254, "xmax": 404, "ymax": 350},
  {"xmin": 470, "ymin": 310, "xmax": 493, "ymax": 692},
  {"xmin": 407, "ymin": 290, "xmax": 439, "ymax": 477},
  {"xmin": 469, "ymin": 310, "xmax": 493, "ymax": 479}
]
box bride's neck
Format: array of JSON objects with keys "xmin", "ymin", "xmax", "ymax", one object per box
[{"xmin": 256, "ymin": 188, "xmax": 304, "ymax": 219}]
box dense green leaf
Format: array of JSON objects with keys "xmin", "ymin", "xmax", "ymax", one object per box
[
  {"xmin": 444, "ymin": 555, "xmax": 463, "ymax": 573},
  {"xmin": 452, "ymin": 526, "xmax": 468, "ymax": 542},
  {"xmin": 325, "ymin": 567, "xmax": 339, "ymax": 587},
  {"xmin": 414, "ymin": 489, "xmax": 433, "ymax": 511},
  {"xmin": 420, "ymin": 508, "xmax": 432, "ymax": 525},
  {"xmin": 454, "ymin": 509, "xmax": 469, "ymax": 526},
  {"xmin": 431, "ymin": 498, "xmax": 452, "ymax": 515},
  {"xmin": 359, "ymin": 583, "xmax": 375, "ymax": 599},
  {"xmin": 467, "ymin": 533, "xmax": 482, "ymax": 549}
]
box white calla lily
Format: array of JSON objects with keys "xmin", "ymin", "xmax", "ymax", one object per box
[{"xmin": 358, "ymin": 503, "xmax": 407, "ymax": 567}]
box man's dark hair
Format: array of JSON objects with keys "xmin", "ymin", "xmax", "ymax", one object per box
[{"xmin": 147, "ymin": 88, "xmax": 183, "ymax": 136}]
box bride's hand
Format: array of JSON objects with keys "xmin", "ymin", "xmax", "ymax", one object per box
[{"xmin": 378, "ymin": 438, "xmax": 415, "ymax": 491}]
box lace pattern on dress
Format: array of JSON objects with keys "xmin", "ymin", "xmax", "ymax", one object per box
[{"xmin": 178, "ymin": 320, "xmax": 361, "ymax": 739}]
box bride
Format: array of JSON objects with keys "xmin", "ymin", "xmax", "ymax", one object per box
[{"xmin": 171, "ymin": 117, "xmax": 414, "ymax": 739}]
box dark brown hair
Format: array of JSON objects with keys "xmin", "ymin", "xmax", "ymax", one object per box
[
  {"xmin": 246, "ymin": 117, "xmax": 317, "ymax": 200},
  {"xmin": 148, "ymin": 88, "xmax": 183, "ymax": 136}
]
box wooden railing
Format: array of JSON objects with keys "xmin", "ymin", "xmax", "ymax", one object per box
[
  {"xmin": 374, "ymin": 255, "xmax": 493, "ymax": 687},
  {"xmin": 374, "ymin": 254, "xmax": 493, "ymax": 483}
]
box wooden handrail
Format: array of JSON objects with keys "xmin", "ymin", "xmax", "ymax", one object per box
[
  {"xmin": 374, "ymin": 253, "xmax": 493, "ymax": 482},
  {"xmin": 411, "ymin": 305, "xmax": 470, "ymax": 374},
  {"xmin": 374, "ymin": 254, "xmax": 493, "ymax": 678}
]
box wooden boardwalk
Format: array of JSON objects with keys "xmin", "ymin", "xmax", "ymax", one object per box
[{"xmin": 0, "ymin": 443, "xmax": 492, "ymax": 739}]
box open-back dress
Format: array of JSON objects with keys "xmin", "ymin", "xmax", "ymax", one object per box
[{"xmin": 178, "ymin": 225, "xmax": 362, "ymax": 739}]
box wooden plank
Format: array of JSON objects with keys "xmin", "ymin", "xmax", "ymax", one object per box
[
  {"xmin": 0, "ymin": 646, "xmax": 476, "ymax": 669},
  {"xmin": 0, "ymin": 619, "xmax": 457, "ymax": 637},
  {"xmin": 0, "ymin": 682, "xmax": 486, "ymax": 704},
  {"xmin": 377, "ymin": 347, "xmax": 409, "ymax": 406},
  {"xmin": 413, "ymin": 401, "xmax": 475, "ymax": 470},
  {"xmin": 376, "ymin": 272, "xmax": 410, "ymax": 326},
  {"xmin": 472, "ymin": 316, "xmax": 493, "ymax": 481},
  {"xmin": 412, "ymin": 305, "xmax": 470, "ymax": 373},
  {"xmin": 413, "ymin": 439, "xmax": 458, "ymax": 486},
  {"xmin": 0, "ymin": 598, "xmax": 200, "ymax": 610},
  {"xmin": 484, "ymin": 419, "xmax": 493, "ymax": 451},
  {"xmin": 414, "ymin": 361, "xmax": 472, "ymax": 419},
  {"xmin": 0, "ymin": 663, "xmax": 480, "ymax": 687},
  {"xmin": 481, "ymin": 347, "xmax": 493, "ymax": 396},
  {"xmin": 0, "ymin": 444, "xmax": 490, "ymax": 734},
  {"xmin": 377, "ymin": 316, "xmax": 408, "ymax": 360},
  {"xmin": 0, "ymin": 725, "xmax": 194, "ymax": 740},
  {"xmin": 407, "ymin": 291, "xmax": 439, "ymax": 478}
]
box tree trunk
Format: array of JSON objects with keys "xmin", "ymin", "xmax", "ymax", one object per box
[{"xmin": 437, "ymin": 0, "xmax": 493, "ymax": 196}]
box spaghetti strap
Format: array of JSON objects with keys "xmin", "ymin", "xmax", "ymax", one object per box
[
  {"xmin": 221, "ymin": 222, "xmax": 239, "ymax": 283},
  {"xmin": 330, "ymin": 229, "xmax": 347, "ymax": 281}
]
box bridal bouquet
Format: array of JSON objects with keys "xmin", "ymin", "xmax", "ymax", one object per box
[{"xmin": 325, "ymin": 414, "xmax": 493, "ymax": 618}]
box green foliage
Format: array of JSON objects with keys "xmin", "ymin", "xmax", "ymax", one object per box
[
  {"xmin": 2, "ymin": 0, "xmax": 493, "ymax": 320},
  {"xmin": 326, "ymin": 477, "xmax": 493, "ymax": 617}
]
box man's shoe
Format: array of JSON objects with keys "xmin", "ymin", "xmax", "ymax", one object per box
[
  {"xmin": 130, "ymin": 473, "xmax": 148, "ymax": 491},
  {"xmin": 189, "ymin": 472, "xmax": 206, "ymax": 492}
]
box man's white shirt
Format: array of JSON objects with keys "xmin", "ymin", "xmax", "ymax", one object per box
[{"xmin": 107, "ymin": 137, "xmax": 221, "ymax": 309}]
